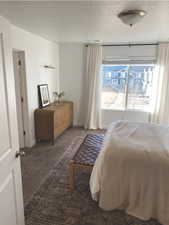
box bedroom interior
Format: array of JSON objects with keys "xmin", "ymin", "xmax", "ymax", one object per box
[{"xmin": 1, "ymin": 1, "xmax": 169, "ymax": 225}]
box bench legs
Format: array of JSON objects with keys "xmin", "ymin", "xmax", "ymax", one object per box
[
  {"xmin": 69, "ymin": 160, "xmax": 75, "ymax": 191},
  {"xmin": 69, "ymin": 161, "xmax": 93, "ymax": 191}
]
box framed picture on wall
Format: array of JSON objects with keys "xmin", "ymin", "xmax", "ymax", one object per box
[{"xmin": 38, "ymin": 84, "xmax": 50, "ymax": 107}]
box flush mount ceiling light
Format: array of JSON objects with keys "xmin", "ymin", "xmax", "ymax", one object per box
[{"xmin": 118, "ymin": 10, "xmax": 147, "ymax": 26}]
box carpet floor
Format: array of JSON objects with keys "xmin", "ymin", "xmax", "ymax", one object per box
[
  {"xmin": 23, "ymin": 129, "xmax": 161, "ymax": 225},
  {"xmin": 21, "ymin": 128, "xmax": 94, "ymax": 204}
]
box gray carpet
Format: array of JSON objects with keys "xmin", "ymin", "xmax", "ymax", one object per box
[
  {"xmin": 23, "ymin": 130, "xmax": 161, "ymax": 225},
  {"xmin": 21, "ymin": 128, "xmax": 103, "ymax": 204}
]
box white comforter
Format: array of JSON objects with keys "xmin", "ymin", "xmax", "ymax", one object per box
[{"xmin": 90, "ymin": 121, "xmax": 169, "ymax": 225}]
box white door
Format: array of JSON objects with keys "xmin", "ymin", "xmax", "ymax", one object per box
[{"xmin": 0, "ymin": 17, "xmax": 25, "ymax": 225}]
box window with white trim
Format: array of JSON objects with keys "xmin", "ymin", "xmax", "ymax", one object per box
[{"xmin": 101, "ymin": 64, "xmax": 155, "ymax": 111}]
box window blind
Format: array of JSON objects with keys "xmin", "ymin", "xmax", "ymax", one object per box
[{"xmin": 102, "ymin": 45, "xmax": 157, "ymax": 64}]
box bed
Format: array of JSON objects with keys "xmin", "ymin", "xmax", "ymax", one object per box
[{"xmin": 90, "ymin": 120, "xmax": 169, "ymax": 225}]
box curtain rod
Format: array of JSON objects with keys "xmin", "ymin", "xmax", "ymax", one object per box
[{"xmin": 85, "ymin": 43, "xmax": 158, "ymax": 47}]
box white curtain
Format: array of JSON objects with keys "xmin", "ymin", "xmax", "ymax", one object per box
[
  {"xmin": 151, "ymin": 43, "xmax": 169, "ymax": 124},
  {"xmin": 84, "ymin": 45, "xmax": 102, "ymax": 129}
]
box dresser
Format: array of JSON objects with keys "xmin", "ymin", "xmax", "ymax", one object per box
[{"xmin": 35, "ymin": 101, "xmax": 73, "ymax": 144}]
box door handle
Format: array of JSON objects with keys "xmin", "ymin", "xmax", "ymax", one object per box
[{"xmin": 15, "ymin": 151, "xmax": 25, "ymax": 158}]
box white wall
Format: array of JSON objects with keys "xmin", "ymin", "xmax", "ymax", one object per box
[
  {"xmin": 59, "ymin": 43, "xmax": 85, "ymax": 125},
  {"xmin": 12, "ymin": 25, "xmax": 60, "ymax": 147},
  {"xmin": 102, "ymin": 110, "xmax": 149, "ymax": 128},
  {"xmin": 59, "ymin": 43, "xmax": 150, "ymax": 128}
]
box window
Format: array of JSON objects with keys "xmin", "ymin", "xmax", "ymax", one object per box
[{"xmin": 101, "ymin": 64, "xmax": 155, "ymax": 111}]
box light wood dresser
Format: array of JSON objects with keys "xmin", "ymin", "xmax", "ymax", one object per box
[{"xmin": 35, "ymin": 101, "xmax": 73, "ymax": 144}]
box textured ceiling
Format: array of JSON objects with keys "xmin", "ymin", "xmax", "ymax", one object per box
[{"xmin": 0, "ymin": 1, "xmax": 168, "ymax": 43}]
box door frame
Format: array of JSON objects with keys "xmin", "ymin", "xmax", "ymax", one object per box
[{"xmin": 13, "ymin": 50, "xmax": 29, "ymax": 148}]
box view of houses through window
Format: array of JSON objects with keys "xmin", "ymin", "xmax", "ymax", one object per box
[{"xmin": 101, "ymin": 64, "xmax": 155, "ymax": 111}]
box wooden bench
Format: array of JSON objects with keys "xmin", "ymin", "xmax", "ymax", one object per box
[{"xmin": 69, "ymin": 134, "xmax": 104, "ymax": 190}]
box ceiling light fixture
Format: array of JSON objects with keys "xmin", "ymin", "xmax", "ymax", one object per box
[{"xmin": 118, "ymin": 10, "xmax": 147, "ymax": 27}]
